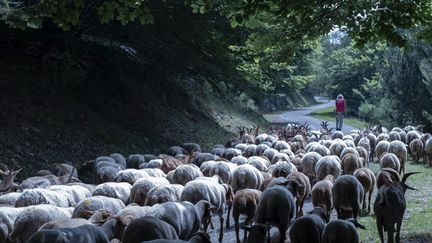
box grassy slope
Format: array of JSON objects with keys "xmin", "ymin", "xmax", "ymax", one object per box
[
  {"xmin": 357, "ymin": 161, "xmax": 432, "ymax": 243},
  {"xmin": 310, "ymin": 106, "xmax": 369, "ymax": 128}
]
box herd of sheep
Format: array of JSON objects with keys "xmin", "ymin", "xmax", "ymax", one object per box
[{"xmin": 0, "ymin": 123, "xmax": 430, "ymax": 243}]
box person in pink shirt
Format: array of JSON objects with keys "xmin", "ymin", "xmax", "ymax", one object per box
[{"xmin": 335, "ymin": 94, "xmax": 346, "ymax": 131}]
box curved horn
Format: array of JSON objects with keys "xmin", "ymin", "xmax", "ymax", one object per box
[
  {"xmin": 381, "ymin": 168, "xmax": 400, "ymax": 182},
  {"xmin": 402, "ymin": 172, "xmax": 421, "ymax": 183}
]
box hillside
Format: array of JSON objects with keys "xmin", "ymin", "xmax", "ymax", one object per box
[{"xmin": 0, "ymin": 25, "xmax": 313, "ymax": 177}]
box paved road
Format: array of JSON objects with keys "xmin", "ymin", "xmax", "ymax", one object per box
[{"xmin": 262, "ymin": 97, "xmax": 358, "ymax": 134}]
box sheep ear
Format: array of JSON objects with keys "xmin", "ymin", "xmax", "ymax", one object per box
[{"xmin": 117, "ymin": 215, "xmax": 134, "ymax": 226}]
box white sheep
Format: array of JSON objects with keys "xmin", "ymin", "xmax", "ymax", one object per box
[
  {"xmin": 172, "ymin": 164, "xmax": 203, "ymax": 185},
  {"xmin": 231, "ymin": 164, "xmax": 264, "ymax": 192},
  {"xmin": 15, "ymin": 188, "xmax": 75, "ymax": 208},
  {"xmin": 315, "ymin": 156, "xmax": 341, "ymax": 181},
  {"xmin": 129, "ymin": 177, "xmax": 170, "ymax": 205},
  {"xmin": 144, "ymin": 184, "xmax": 184, "ymax": 206},
  {"xmin": 92, "ymin": 182, "xmax": 132, "ymax": 204},
  {"xmin": 9, "ymin": 205, "xmax": 74, "ymax": 243},
  {"xmin": 72, "ymin": 196, "xmax": 125, "ymax": 219}
]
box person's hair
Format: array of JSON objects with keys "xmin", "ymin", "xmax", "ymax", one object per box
[{"xmin": 337, "ymin": 94, "xmax": 344, "ymax": 100}]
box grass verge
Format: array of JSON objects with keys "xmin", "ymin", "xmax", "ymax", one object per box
[
  {"xmin": 357, "ymin": 161, "xmax": 432, "ymax": 243},
  {"xmin": 309, "ymin": 106, "xmax": 369, "ymax": 128}
]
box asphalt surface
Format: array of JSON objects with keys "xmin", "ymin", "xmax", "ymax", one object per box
[{"xmin": 262, "ymin": 97, "xmax": 358, "ymax": 134}]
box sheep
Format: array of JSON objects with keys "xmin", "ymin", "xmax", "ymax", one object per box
[
  {"xmin": 155, "ymin": 155, "xmax": 183, "ymax": 174},
  {"xmin": 380, "ymin": 152, "xmax": 401, "ymax": 175},
  {"xmin": 377, "ymin": 133, "xmax": 390, "ymax": 143},
  {"xmin": 53, "ymin": 164, "xmax": 78, "ymax": 178},
  {"xmin": 19, "ymin": 172, "xmax": 80, "ymax": 190},
  {"xmin": 199, "ymin": 160, "xmax": 218, "ymax": 177},
  {"xmin": 406, "ymin": 130, "xmax": 421, "ymax": 145},
  {"xmin": 270, "ymin": 153, "xmax": 290, "ymax": 164},
  {"xmin": 169, "ymin": 146, "xmax": 186, "ymax": 156},
  {"xmin": 329, "ymin": 140, "xmax": 347, "ymax": 157},
  {"xmin": 252, "ymin": 180, "xmax": 298, "ymax": 243},
  {"xmin": 38, "ymin": 218, "xmax": 92, "ymax": 230},
  {"xmin": 46, "ymin": 185, "xmax": 92, "ymax": 204},
  {"xmin": 0, "ymin": 192, "xmax": 21, "ymax": 205},
  {"xmin": 15, "ymin": 188, "xmax": 75, "ymax": 207},
  {"xmin": 353, "ymin": 168, "xmax": 376, "ymax": 212},
  {"xmin": 287, "ymin": 172, "xmax": 311, "ymax": 217},
  {"xmin": 247, "ymin": 156, "xmax": 270, "ymax": 172},
  {"xmin": 315, "ymin": 156, "xmax": 341, "ymax": 181},
  {"xmin": 332, "ymin": 175, "xmax": 364, "ymax": 220},
  {"xmin": 357, "ymin": 137, "xmax": 370, "ymax": 158},
  {"xmin": 182, "ymin": 143, "xmax": 202, "ymax": 153},
  {"xmin": 122, "ymin": 216, "xmax": 178, "ymax": 243},
  {"xmin": 374, "ymin": 171, "xmax": 420, "ymax": 243},
  {"xmin": 355, "ymin": 146, "xmax": 369, "ymax": 167},
  {"xmin": 140, "ymin": 159, "xmax": 163, "ymax": 169},
  {"xmin": 244, "ymin": 145, "xmax": 257, "ymax": 157},
  {"xmin": 67, "ymin": 182, "xmax": 96, "ymax": 194},
  {"xmin": 192, "ymin": 153, "xmax": 219, "ymax": 167},
  {"xmin": 409, "ymin": 138, "xmax": 423, "ymax": 164},
  {"xmin": 389, "ymin": 131, "xmax": 401, "ymax": 142},
  {"xmin": 0, "ymin": 207, "xmax": 25, "ymax": 243},
  {"xmin": 301, "ymin": 152, "xmax": 322, "ymax": 183},
  {"xmin": 28, "ymin": 213, "xmax": 132, "ymax": 243},
  {"xmin": 180, "ymin": 176, "xmax": 233, "ymax": 241},
  {"xmin": 172, "ymin": 164, "xmax": 203, "ymax": 186},
  {"xmin": 231, "ymin": 155, "xmax": 248, "ymax": 165},
  {"xmin": 92, "ymin": 182, "xmax": 132, "ymax": 204},
  {"xmin": 366, "ymin": 133, "xmax": 377, "ymax": 162},
  {"xmin": 223, "ymin": 149, "xmax": 242, "ymax": 161},
  {"xmin": 141, "ymin": 200, "xmax": 213, "ymax": 240},
  {"xmin": 261, "ymin": 148, "xmax": 278, "ymax": 162},
  {"xmin": 288, "ymin": 206, "xmax": 329, "ymax": 243},
  {"xmin": 425, "ymin": 137, "xmax": 432, "ymax": 166},
  {"xmin": 340, "ymin": 147, "xmax": 360, "ymax": 160},
  {"xmin": 109, "ymin": 153, "xmax": 127, "ymax": 168},
  {"xmin": 95, "ymin": 164, "xmax": 121, "ymax": 184},
  {"xmin": 235, "ymin": 143, "xmax": 248, "ymax": 153},
  {"xmin": 321, "ymin": 219, "xmax": 365, "ymax": 243},
  {"xmin": 231, "ymin": 164, "xmax": 264, "ymax": 192},
  {"xmin": 115, "ymin": 169, "xmax": 165, "ymax": 185},
  {"xmin": 331, "ymin": 131, "xmax": 344, "ymax": 140},
  {"xmin": 290, "ymin": 156, "xmax": 302, "ymax": 172},
  {"xmin": 144, "ymin": 184, "xmax": 184, "ymax": 206},
  {"xmin": 129, "ymin": 177, "xmax": 170, "ymax": 205},
  {"xmin": 340, "ymin": 153, "xmax": 362, "ymax": 175},
  {"xmin": 273, "ymin": 141, "xmax": 290, "ymax": 151},
  {"xmin": 375, "ymin": 140, "xmax": 390, "ymax": 162},
  {"xmin": 140, "ymin": 232, "xmax": 211, "ymax": 243},
  {"xmin": 72, "ymin": 196, "xmax": 125, "ymax": 219},
  {"xmin": 208, "ymin": 161, "xmax": 237, "ymax": 184},
  {"xmin": 9, "ymin": 204, "xmax": 74, "ymax": 243},
  {"xmin": 388, "ymin": 140, "xmax": 407, "ymax": 174},
  {"xmin": 232, "ymin": 189, "xmax": 261, "ymax": 243},
  {"xmin": 311, "ymin": 175, "xmax": 335, "ymax": 218},
  {"xmin": 376, "ymin": 168, "xmax": 400, "ymax": 189}
]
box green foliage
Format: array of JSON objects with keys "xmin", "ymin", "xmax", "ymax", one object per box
[{"xmin": 0, "ymin": 0, "xmax": 153, "ymax": 31}]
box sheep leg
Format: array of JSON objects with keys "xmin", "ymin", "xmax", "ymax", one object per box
[
  {"xmin": 352, "ymin": 203, "xmax": 359, "ymax": 220},
  {"xmin": 233, "ymin": 210, "xmax": 240, "ymax": 243},
  {"xmin": 218, "ymin": 215, "xmax": 224, "ymax": 242},
  {"xmin": 226, "ymin": 203, "xmax": 232, "ymax": 229},
  {"xmin": 376, "ymin": 216, "xmax": 384, "ymax": 243},
  {"xmin": 362, "ymin": 193, "xmax": 366, "ymax": 210},
  {"xmin": 387, "ymin": 226, "xmax": 395, "ymax": 243},
  {"xmin": 335, "ymin": 205, "xmax": 342, "ymax": 219},
  {"xmin": 368, "ymin": 190, "xmax": 373, "ymax": 213},
  {"xmin": 396, "ymin": 220, "xmax": 402, "ymax": 243},
  {"xmin": 298, "ymin": 198, "xmax": 305, "ymax": 217}
]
